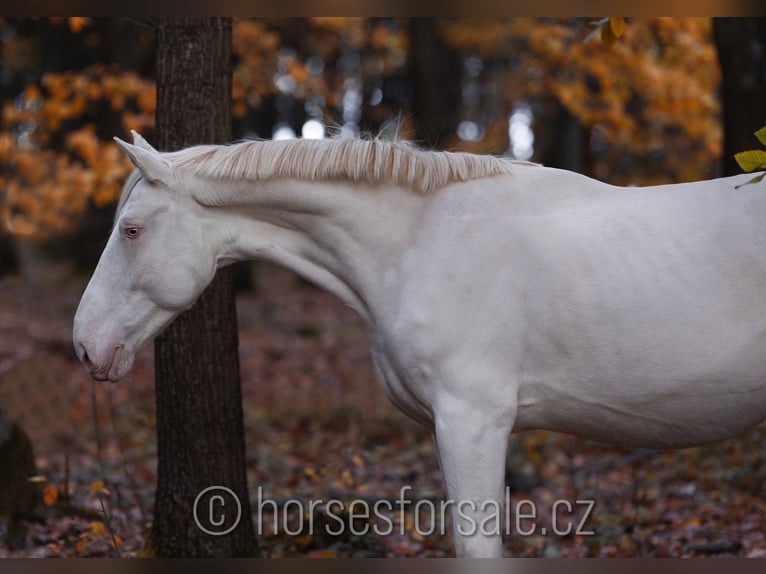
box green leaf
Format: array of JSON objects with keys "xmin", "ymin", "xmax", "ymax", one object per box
[
  {"xmin": 755, "ymin": 126, "xmax": 766, "ymax": 146},
  {"xmin": 735, "ymin": 172, "xmax": 766, "ymax": 189},
  {"xmin": 734, "ymin": 150, "xmax": 766, "ymax": 172}
]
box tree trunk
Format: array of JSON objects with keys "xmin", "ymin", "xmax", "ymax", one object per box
[
  {"xmin": 145, "ymin": 18, "xmax": 258, "ymax": 557},
  {"xmin": 541, "ymin": 100, "xmax": 586, "ymax": 173},
  {"xmin": 0, "ymin": 231, "xmax": 18, "ymax": 278},
  {"xmin": 408, "ymin": 18, "xmax": 462, "ymax": 149},
  {"xmin": 713, "ymin": 18, "xmax": 766, "ymax": 176}
]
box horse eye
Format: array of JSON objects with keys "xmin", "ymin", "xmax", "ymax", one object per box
[{"xmin": 124, "ymin": 226, "xmax": 141, "ymax": 239}]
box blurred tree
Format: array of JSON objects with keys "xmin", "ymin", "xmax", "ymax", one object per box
[
  {"xmin": 0, "ymin": 18, "xmax": 152, "ymax": 276},
  {"xmin": 0, "ymin": 230, "xmax": 17, "ymax": 277},
  {"xmin": 439, "ymin": 18, "xmax": 721, "ymax": 183},
  {"xmin": 408, "ymin": 18, "xmax": 461, "ymax": 148},
  {"xmin": 1, "ymin": 18, "xmax": 725, "ymax": 262},
  {"xmin": 143, "ymin": 18, "xmax": 258, "ymax": 557},
  {"xmin": 540, "ymin": 100, "xmax": 586, "ymax": 172},
  {"xmin": 713, "ymin": 18, "xmax": 766, "ymax": 176}
]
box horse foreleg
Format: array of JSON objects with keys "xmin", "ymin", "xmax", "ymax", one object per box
[{"xmin": 433, "ymin": 398, "xmax": 514, "ymax": 557}]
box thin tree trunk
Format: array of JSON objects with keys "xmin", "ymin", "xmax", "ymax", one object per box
[
  {"xmin": 144, "ymin": 18, "xmax": 258, "ymax": 557},
  {"xmin": 713, "ymin": 18, "xmax": 766, "ymax": 176},
  {"xmin": 541, "ymin": 100, "xmax": 586, "ymax": 173},
  {"xmin": 408, "ymin": 18, "xmax": 462, "ymax": 149}
]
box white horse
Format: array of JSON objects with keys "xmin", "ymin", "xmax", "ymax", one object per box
[{"xmin": 73, "ymin": 131, "xmax": 766, "ymax": 557}]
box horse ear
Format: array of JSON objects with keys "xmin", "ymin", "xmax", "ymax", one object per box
[
  {"xmin": 114, "ymin": 137, "xmax": 173, "ymax": 186},
  {"xmin": 130, "ymin": 130, "xmax": 156, "ymax": 152}
]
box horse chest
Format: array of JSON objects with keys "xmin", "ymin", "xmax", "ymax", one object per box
[{"xmin": 368, "ymin": 334, "xmax": 436, "ymax": 428}]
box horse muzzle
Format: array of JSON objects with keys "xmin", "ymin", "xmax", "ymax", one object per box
[{"xmin": 74, "ymin": 340, "xmax": 127, "ymax": 382}]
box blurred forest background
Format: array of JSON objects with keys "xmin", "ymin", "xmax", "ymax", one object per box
[
  {"xmin": 0, "ymin": 17, "xmax": 725, "ymax": 267},
  {"xmin": 0, "ymin": 17, "xmax": 765, "ymax": 557}
]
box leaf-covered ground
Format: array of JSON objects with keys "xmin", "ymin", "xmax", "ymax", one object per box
[{"xmin": 0, "ymin": 264, "xmax": 765, "ymax": 558}]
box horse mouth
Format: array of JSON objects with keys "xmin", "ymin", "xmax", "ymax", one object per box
[
  {"xmin": 106, "ymin": 345, "xmax": 124, "ymax": 382},
  {"xmin": 83, "ymin": 344, "xmax": 125, "ymax": 382}
]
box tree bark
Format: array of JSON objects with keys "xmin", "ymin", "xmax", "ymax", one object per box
[
  {"xmin": 713, "ymin": 18, "xmax": 766, "ymax": 176},
  {"xmin": 145, "ymin": 18, "xmax": 258, "ymax": 557}
]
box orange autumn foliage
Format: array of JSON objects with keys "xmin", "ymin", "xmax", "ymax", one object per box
[
  {"xmin": 440, "ymin": 17, "xmax": 721, "ymax": 184},
  {"xmin": 1, "ymin": 18, "xmax": 413, "ymax": 241},
  {"xmin": 1, "ymin": 65, "xmax": 150, "ymax": 241},
  {"xmin": 1, "ymin": 18, "xmax": 722, "ymax": 242}
]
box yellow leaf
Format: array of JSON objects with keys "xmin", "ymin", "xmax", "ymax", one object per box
[
  {"xmin": 735, "ymin": 173, "xmax": 766, "ymax": 189},
  {"xmin": 754, "ymin": 126, "xmax": 766, "ymax": 147},
  {"xmin": 609, "ymin": 17, "xmax": 626, "ymax": 38},
  {"xmin": 90, "ymin": 480, "xmax": 105, "ymax": 495},
  {"xmin": 734, "ymin": 150, "xmax": 766, "ymax": 172},
  {"xmin": 43, "ymin": 483, "xmax": 59, "ymax": 506},
  {"xmin": 89, "ymin": 521, "xmax": 106, "ymax": 537},
  {"xmin": 601, "ymin": 24, "xmax": 617, "ymax": 48}
]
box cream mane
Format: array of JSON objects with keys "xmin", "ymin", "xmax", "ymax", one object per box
[{"xmin": 165, "ymin": 137, "xmax": 516, "ymax": 195}]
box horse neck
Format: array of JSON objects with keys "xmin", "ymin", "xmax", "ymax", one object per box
[{"xmin": 204, "ymin": 177, "xmax": 427, "ymax": 322}]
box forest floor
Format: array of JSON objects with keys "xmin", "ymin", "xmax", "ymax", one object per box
[{"xmin": 0, "ymin": 264, "xmax": 765, "ymax": 558}]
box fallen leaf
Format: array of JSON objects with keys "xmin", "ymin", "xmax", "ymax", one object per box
[
  {"xmin": 89, "ymin": 521, "xmax": 106, "ymax": 537},
  {"xmin": 43, "ymin": 483, "xmax": 58, "ymax": 506},
  {"xmin": 111, "ymin": 534, "xmax": 124, "ymax": 551},
  {"xmin": 90, "ymin": 480, "xmax": 105, "ymax": 495}
]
